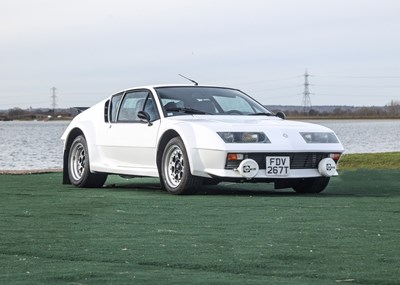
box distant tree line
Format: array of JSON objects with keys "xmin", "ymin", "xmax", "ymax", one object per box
[
  {"xmin": 1, "ymin": 100, "xmax": 399, "ymax": 121},
  {"xmin": 270, "ymin": 100, "xmax": 400, "ymax": 119},
  {"xmin": 0, "ymin": 107, "xmax": 75, "ymax": 121}
]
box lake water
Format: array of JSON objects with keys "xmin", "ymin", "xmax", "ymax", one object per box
[
  {"xmin": 0, "ymin": 119, "xmax": 399, "ymax": 170},
  {"xmin": 305, "ymin": 119, "xmax": 400, "ymax": 154},
  {"xmin": 0, "ymin": 121, "xmax": 69, "ymax": 170}
]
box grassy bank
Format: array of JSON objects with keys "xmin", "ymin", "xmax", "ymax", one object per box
[
  {"xmin": 339, "ymin": 152, "xmax": 400, "ymax": 170},
  {"xmin": 288, "ymin": 116, "xmax": 400, "ymax": 120},
  {"xmin": 1, "ymin": 166, "xmax": 400, "ymax": 284}
]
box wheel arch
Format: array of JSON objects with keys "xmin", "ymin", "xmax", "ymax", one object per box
[
  {"xmin": 156, "ymin": 129, "xmax": 180, "ymax": 177},
  {"xmin": 156, "ymin": 123, "xmax": 222, "ymax": 178},
  {"xmin": 63, "ymin": 128, "xmax": 85, "ymax": 184}
]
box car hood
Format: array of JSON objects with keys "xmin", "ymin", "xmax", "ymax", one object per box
[
  {"xmin": 164, "ymin": 115, "xmax": 344, "ymax": 152},
  {"xmin": 167, "ymin": 115, "xmax": 331, "ymax": 132}
]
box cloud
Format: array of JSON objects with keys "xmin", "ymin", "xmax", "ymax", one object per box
[{"xmin": 1, "ymin": 0, "xmax": 400, "ymax": 108}]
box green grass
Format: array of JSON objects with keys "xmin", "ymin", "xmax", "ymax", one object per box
[
  {"xmin": 1, "ymin": 169, "xmax": 399, "ymax": 284},
  {"xmin": 339, "ymin": 152, "xmax": 400, "ymax": 170}
]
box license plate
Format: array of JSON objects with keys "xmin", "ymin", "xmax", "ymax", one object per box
[{"xmin": 266, "ymin": 156, "xmax": 290, "ymax": 176}]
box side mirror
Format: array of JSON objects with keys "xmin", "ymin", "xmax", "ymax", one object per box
[
  {"xmin": 275, "ymin": 111, "xmax": 286, "ymax": 120},
  {"xmin": 138, "ymin": 111, "xmax": 152, "ymax": 126}
]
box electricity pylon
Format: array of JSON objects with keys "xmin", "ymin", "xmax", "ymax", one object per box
[
  {"xmin": 302, "ymin": 70, "xmax": 312, "ymax": 114},
  {"xmin": 51, "ymin": 87, "xmax": 57, "ymax": 113}
]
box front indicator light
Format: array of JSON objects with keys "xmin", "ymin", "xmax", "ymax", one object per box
[
  {"xmin": 227, "ymin": 153, "xmax": 244, "ymax": 161},
  {"xmin": 330, "ymin": 153, "xmax": 341, "ymax": 162}
]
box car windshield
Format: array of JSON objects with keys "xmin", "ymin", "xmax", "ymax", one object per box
[{"xmin": 155, "ymin": 86, "xmax": 272, "ymax": 117}]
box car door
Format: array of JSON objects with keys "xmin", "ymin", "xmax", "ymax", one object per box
[{"xmin": 102, "ymin": 90, "xmax": 161, "ymax": 175}]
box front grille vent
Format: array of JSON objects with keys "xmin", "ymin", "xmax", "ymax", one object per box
[{"xmin": 225, "ymin": 153, "xmax": 329, "ymax": 170}]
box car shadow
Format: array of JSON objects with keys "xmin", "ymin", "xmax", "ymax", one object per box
[
  {"xmin": 104, "ymin": 179, "xmax": 299, "ymax": 197},
  {"xmin": 100, "ymin": 169, "xmax": 400, "ymax": 197}
]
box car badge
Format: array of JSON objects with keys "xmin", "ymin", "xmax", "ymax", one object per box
[{"xmin": 283, "ymin": 133, "xmax": 289, "ymax": 138}]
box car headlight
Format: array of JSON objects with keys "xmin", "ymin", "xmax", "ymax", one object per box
[
  {"xmin": 300, "ymin": 132, "xmax": 339, "ymax": 143},
  {"xmin": 217, "ymin": 132, "xmax": 271, "ymax": 143}
]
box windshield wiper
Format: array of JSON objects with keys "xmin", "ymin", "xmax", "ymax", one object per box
[
  {"xmin": 166, "ymin": 107, "xmax": 208, "ymax": 115},
  {"xmin": 249, "ymin": 112, "xmax": 275, "ymax": 116}
]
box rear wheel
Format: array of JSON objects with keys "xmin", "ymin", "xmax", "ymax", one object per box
[
  {"xmin": 160, "ymin": 137, "xmax": 202, "ymax": 194},
  {"xmin": 292, "ymin": 177, "xmax": 330, "ymax": 194},
  {"xmin": 68, "ymin": 135, "xmax": 107, "ymax": 188}
]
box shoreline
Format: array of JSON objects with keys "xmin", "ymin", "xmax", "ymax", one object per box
[
  {"xmin": 1, "ymin": 152, "xmax": 399, "ymax": 175},
  {"xmin": 0, "ymin": 168, "xmax": 63, "ymax": 175},
  {"xmin": 1, "ymin": 117, "xmax": 400, "ymax": 122}
]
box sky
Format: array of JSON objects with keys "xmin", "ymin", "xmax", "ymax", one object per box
[{"xmin": 1, "ymin": 0, "xmax": 400, "ymax": 109}]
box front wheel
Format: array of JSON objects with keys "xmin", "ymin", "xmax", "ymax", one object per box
[
  {"xmin": 292, "ymin": 177, "xmax": 330, "ymax": 194},
  {"xmin": 68, "ymin": 135, "xmax": 107, "ymax": 188},
  {"xmin": 160, "ymin": 137, "xmax": 202, "ymax": 194}
]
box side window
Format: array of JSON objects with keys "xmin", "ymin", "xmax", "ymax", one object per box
[
  {"xmin": 161, "ymin": 99, "xmax": 184, "ymax": 117},
  {"xmin": 110, "ymin": 93, "xmax": 123, "ymax": 123},
  {"xmin": 143, "ymin": 97, "xmax": 160, "ymax": 122},
  {"xmin": 117, "ymin": 91, "xmax": 149, "ymax": 122}
]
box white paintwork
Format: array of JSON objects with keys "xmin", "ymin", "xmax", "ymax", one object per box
[{"xmin": 61, "ymin": 85, "xmax": 344, "ymax": 181}]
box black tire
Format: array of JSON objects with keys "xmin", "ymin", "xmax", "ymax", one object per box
[
  {"xmin": 292, "ymin": 177, "xmax": 330, "ymax": 194},
  {"xmin": 160, "ymin": 137, "xmax": 203, "ymax": 194},
  {"xmin": 68, "ymin": 135, "xmax": 107, "ymax": 188}
]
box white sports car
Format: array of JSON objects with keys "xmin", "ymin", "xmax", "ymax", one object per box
[{"xmin": 61, "ymin": 85, "xmax": 344, "ymax": 194}]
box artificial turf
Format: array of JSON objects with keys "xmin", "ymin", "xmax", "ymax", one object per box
[{"xmin": 0, "ymin": 170, "xmax": 399, "ymax": 284}]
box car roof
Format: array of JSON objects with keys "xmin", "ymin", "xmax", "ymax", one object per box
[{"xmin": 110, "ymin": 84, "xmax": 238, "ymax": 96}]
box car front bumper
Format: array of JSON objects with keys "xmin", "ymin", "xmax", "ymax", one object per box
[{"xmin": 191, "ymin": 149, "xmax": 340, "ymax": 180}]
